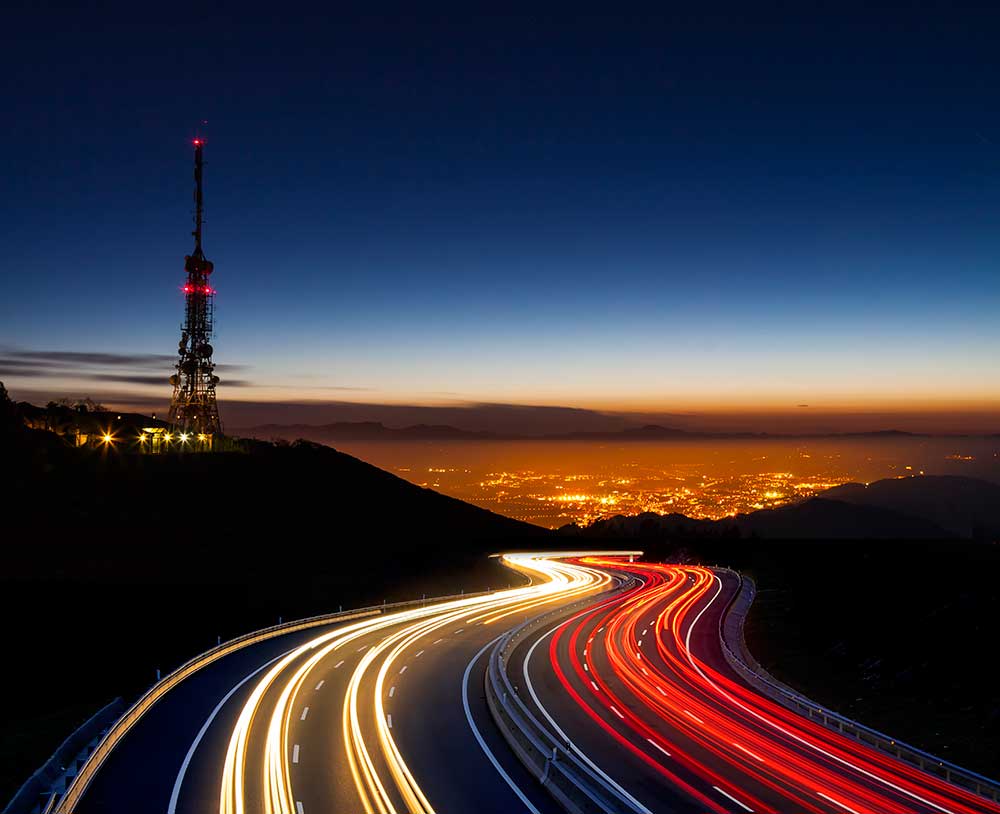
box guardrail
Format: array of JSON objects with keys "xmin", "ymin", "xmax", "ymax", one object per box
[
  {"xmin": 714, "ymin": 567, "xmax": 1000, "ymax": 804},
  {"xmin": 3, "ymin": 698, "xmax": 125, "ymax": 814},
  {"xmin": 484, "ymin": 574, "xmax": 651, "ymax": 814},
  {"xmin": 52, "ymin": 587, "xmax": 497, "ymax": 813}
]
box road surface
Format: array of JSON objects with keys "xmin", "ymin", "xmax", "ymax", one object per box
[
  {"xmin": 513, "ymin": 559, "xmax": 1000, "ymax": 814},
  {"xmin": 58, "ymin": 553, "xmax": 999, "ymax": 814}
]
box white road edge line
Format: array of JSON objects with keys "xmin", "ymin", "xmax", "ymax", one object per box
[
  {"xmin": 646, "ymin": 738, "xmax": 671, "ymax": 758},
  {"xmin": 462, "ymin": 636, "xmax": 544, "ymax": 814},
  {"xmin": 713, "ymin": 785, "xmax": 753, "ymax": 812},
  {"xmin": 524, "ymin": 625, "xmax": 653, "ymax": 814},
  {"xmin": 168, "ymin": 646, "xmax": 296, "ymax": 814},
  {"xmin": 817, "ymin": 791, "xmax": 862, "ymax": 814}
]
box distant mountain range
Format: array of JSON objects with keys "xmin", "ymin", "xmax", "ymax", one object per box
[
  {"xmin": 234, "ymin": 420, "xmax": 929, "ymax": 443},
  {"xmin": 561, "ymin": 475, "xmax": 1000, "ymax": 540}
]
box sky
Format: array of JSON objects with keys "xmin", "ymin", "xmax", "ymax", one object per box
[{"xmin": 3, "ymin": 3, "xmax": 1000, "ymax": 433}]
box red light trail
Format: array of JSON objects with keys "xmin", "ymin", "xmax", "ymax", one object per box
[{"xmin": 545, "ymin": 559, "xmax": 1000, "ymax": 814}]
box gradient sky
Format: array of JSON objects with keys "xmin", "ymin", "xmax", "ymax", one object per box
[{"xmin": 3, "ymin": 3, "xmax": 1000, "ymax": 430}]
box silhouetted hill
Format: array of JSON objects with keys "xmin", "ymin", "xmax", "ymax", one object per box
[
  {"xmin": 823, "ymin": 475, "xmax": 1000, "ymax": 538},
  {"xmin": 562, "ymin": 475, "xmax": 1000, "ymax": 540},
  {"xmin": 735, "ymin": 497, "xmax": 950, "ymax": 539},
  {"xmin": 561, "ymin": 497, "xmax": 950, "ymax": 540},
  {"xmin": 233, "ymin": 420, "xmax": 930, "ymax": 443},
  {"xmin": 0, "ymin": 408, "xmax": 546, "ymax": 800},
  {"xmin": 5, "ymin": 432, "xmax": 541, "ymax": 540}
]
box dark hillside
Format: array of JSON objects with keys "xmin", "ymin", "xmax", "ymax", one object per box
[
  {"xmin": 823, "ymin": 476, "xmax": 1000, "ymax": 538},
  {"xmin": 0, "ymin": 399, "xmax": 545, "ymax": 801}
]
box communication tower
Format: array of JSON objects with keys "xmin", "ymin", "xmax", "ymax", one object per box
[{"xmin": 168, "ymin": 138, "xmax": 222, "ymax": 438}]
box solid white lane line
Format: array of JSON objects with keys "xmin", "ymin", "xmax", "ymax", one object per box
[
  {"xmin": 817, "ymin": 792, "xmax": 862, "ymax": 814},
  {"xmin": 389, "ymin": 686, "xmax": 395, "ymax": 697},
  {"xmin": 292, "ymin": 744, "xmax": 300, "ymax": 764},
  {"xmin": 315, "ymin": 679, "xmax": 325, "ymax": 689},
  {"xmin": 334, "ymin": 660, "xmax": 344, "ymax": 669},
  {"xmin": 462, "ymin": 637, "xmax": 545, "ymax": 814},
  {"xmin": 300, "ymin": 707, "xmax": 309, "ymax": 721},
  {"xmin": 168, "ymin": 648, "xmax": 294, "ymax": 814},
  {"xmin": 646, "ymin": 738, "xmax": 671, "ymax": 758},
  {"xmin": 713, "ymin": 785, "xmax": 753, "ymax": 812}
]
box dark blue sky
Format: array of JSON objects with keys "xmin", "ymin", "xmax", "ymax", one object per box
[{"xmin": 3, "ymin": 3, "xmax": 1000, "ymax": 426}]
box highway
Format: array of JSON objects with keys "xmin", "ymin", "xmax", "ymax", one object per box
[
  {"xmin": 513, "ymin": 559, "xmax": 1000, "ymax": 814},
  {"xmin": 57, "ymin": 553, "xmax": 1000, "ymax": 814},
  {"xmin": 62, "ymin": 552, "xmax": 631, "ymax": 814}
]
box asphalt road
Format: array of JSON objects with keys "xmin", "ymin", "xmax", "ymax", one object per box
[
  {"xmin": 63, "ymin": 554, "xmax": 999, "ymax": 814},
  {"xmin": 68, "ymin": 553, "xmax": 623, "ymax": 814},
  {"xmin": 513, "ymin": 560, "xmax": 1000, "ymax": 814}
]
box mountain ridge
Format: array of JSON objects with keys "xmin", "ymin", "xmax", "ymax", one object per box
[{"xmin": 234, "ymin": 420, "xmax": 937, "ymax": 442}]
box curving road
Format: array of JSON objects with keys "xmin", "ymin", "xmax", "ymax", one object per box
[
  {"xmin": 63, "ymin": 553, "xmax": 631, "ymax": 814},
  {"xmin": 513, "ymin": 559, "xmax": 1000, "ymax": 814},
  {"xmin": 58, "ymin": 553, "xmax": 999, "ymax": 814}
]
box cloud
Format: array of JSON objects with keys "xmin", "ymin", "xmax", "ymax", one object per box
[
  {"xmin": 0, "ymin": 346, "xmax": 255, "ymax": 394},
  {"xmin": 90, "ymin": 374, "xmax": 254, "ymax": 387},
  {"xmin": 0, "ymin": 348, "xmax": 246, "ymax": 372},
  {"xmin": 6, "ymin": 350, "xmax": 177, "ymax": 367}
]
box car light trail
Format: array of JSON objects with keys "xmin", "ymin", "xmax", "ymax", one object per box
[
  {"xmin": 217, "ymin": 551, "xmax": 632, "ymax": 814},
  {"xmin": 541, "ymin": 558, "xmax": 1000, "ymax": 814}
]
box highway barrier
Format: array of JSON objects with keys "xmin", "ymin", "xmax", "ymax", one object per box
[
  {"xmin": 51, "ymin": 588, "xmax": 495, "ymax": 813},
  {"xmin": 2, "ymin": 699, "xmax": 125, "ymax": 814},
  {"xmin": 484, "ymin": 571, "xmax": 651, "ymax": 814},
  {"xmin": 715, "ymin": 567, "xmax": 1000, "ymax": 804}
]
